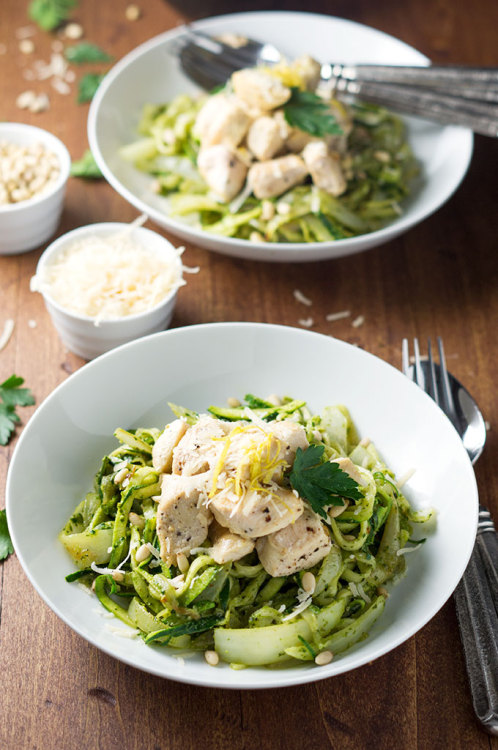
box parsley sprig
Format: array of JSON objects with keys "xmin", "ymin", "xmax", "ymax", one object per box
[
  {"xmin": 0, "ymin": 375, "xmax": 35, "ymax": 446},
  {"xmin": 283, "ymin": 88, "xmax": 343, "ymax": 137},
  {"xmin": 65, "ymin": 42, "xmax": 113, "ymax": 65},
  {"xmin": 70, "ymin": 149, "xmax": 102, "ymax": 178},
  {"xmin": 77, "ymin": 73, "xmax": 106, "ymax": 104},
  {"xmin": 289, "ymin": 444, "xmax": 362, "ymax": 518},
  {"xmin": 29, "ymin": 0, "xmax": 77, "ymax": 31},
  {"xmin": 0, "ymin": 509, "xmax": 14, "ymax": 561}
]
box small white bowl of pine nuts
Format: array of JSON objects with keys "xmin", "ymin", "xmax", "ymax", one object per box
[{"xmin": 0, "ymin": 122, "xmax": 70, "ymax": 255}]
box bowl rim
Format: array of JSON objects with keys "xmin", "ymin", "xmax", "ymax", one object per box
[
  {"xmin": 5, "ymin": 322, "xmax": 479, "ymax": 689},
  {"xmin": 34, "ymin": 221, "xmax": 184, "ymax": 326},
  {"xmin": 0, "ymin": 122, "xmax": 71, "ymax": 214},
  {"xmin": 87, "ymin": 10, "xmax": 473, "ymax": 261}
]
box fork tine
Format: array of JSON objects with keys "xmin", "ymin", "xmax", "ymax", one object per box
[
  {"xmin": 401, "ymin": 338, "xmax": 410, "ymax": 377},
  {"xmin": 413, "ymin": 338, "xmax": 424, "ymax": 387},
  {"xmin": 437, "ymin": 337, "xmax": 458, "ymax": 422},
  {"xmin": 427, "ymin": 338, "xmax": 440, "ymax": 406}
]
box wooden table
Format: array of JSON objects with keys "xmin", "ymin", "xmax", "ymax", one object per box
[{"xmin": 1, "ymin": 0, "xmax": 497, "ymax": 748}]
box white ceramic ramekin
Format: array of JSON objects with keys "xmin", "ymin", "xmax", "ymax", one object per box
[
  {"xmin": 33, "ymin": 222, "xmax": 184, "ymax": 359},
  {"xmin": 0, "ymin": 122, "xmax": 71, "ymax": 255}
]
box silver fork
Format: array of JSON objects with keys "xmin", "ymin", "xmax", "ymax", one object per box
[
  {"xmin": 402, "ymin": 337, "xmax": 498, "ymax": 736},
  {"xmin": 177, "ymin": 28, "xmax": 498, "ymax": 137}
]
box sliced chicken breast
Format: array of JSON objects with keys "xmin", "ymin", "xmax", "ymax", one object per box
[
  {"xmin": 156, "ymin": 472, "xmax": 212, "ymax": 564},
  {"xmin": 197, "ymin": 145, "xmax": 248, "ymax": 202},
  {"xmin": 302, "ymin": 141, "xmax": 346, "ymax": 196},
  {"xmin": 256, "ymin": 506, "xmax": 332, "ymax": 576},
  {"xmin": 248, "ymin": 154, "xmax": 308, "ymax": 200},
  {"xmin": 232, "ymin": 69, "xmax": 291, "ymax": 111},
  {"xmin": 172, "ymin": 415, "xmax": 228, "ymax": 476},
  {"xmin": 210, "ymin": 486, "xmax": 303, "ymax": 538},
  {"xmin": 209, "ymin": 519, "xmax": 255, "ymax": 564},
  {"xmin": 152, "ymin": 419, "xmax": 188, "ymax": 473}
]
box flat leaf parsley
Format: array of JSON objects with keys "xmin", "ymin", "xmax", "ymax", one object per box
[
  {"xmin": 289, "ymin": 444, "xmax": 362, "ymax": 518},
  {"xmin": 70, "ymin": 149, "xmax": 102, "ymax": 178},
  {"xmin": 65, "ymin": 42, "xmax": 113, "ymax": 65},
  {"xmin": 0, "ymin": 375, "xmax": 35, "ymax": 446},
  {"xmin": 28, "ymin": 0, "xmax": 77, "ymax": 31},
  {"xmin": 0, "ymin": 509, "xmax": 14, "ymax": 561},
  {"xmin": 283, "ymin": 88, "xmax": 343, "ymax": 137}
]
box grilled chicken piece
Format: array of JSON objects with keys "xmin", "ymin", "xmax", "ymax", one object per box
[
  {"xmin": 232, "ymin": 69, "xmax": 291, "ymax": 111},
  {"xmin": 210, "ymin": 486, "xmax": 304, "ymax": 539},
  {"xmin": 156, "ymin": 473, "xmax": 212, "ymax": 564},
  {"xmin": 269, "ymin": 420, "xmax": 309, "ymax": 477},
  {"xmin": 256, "ymin": 506, "xmax": 332, "ymax": 576},
  {"xmin": 330, "ymin": 456, "xmax": 364, "ymax": 485},
  {"xmin": 172, "ymin": 415, "xmax": 228, "ymax": 476},
  {"xmin": 246, "ymin": 116, "xmax": 286, "ymax": 161},
  {"xmin": 209, "ymin": 519, "xmax": 255, "ymax": 564},
  {"xmin": 302, "ymin": 141, "xmax": 346, "ymax": 196},
  {"xmin": 194, "ymin": 93, "xmax": 251, "ymax": 149},
  {"xmin": 248, "ymin": 154, "xmax": 308, "ymax": 200},
  {"xmin": 197, "ymin": 145, "xmax": 248, "ymax": 202},
  {"xmin": 293, "ymin": 55, "xmax": 322, "ymax": 91},
  {"xmin": 152, "ymin": 419, "xmax": 188, "ymax": 473}
]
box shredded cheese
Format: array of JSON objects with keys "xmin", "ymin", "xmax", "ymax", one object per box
[
  {"xmin": 31, "ymin": 228, "xmax": 186, "ymax": 323},
  {"xmin": 326, "ymin": 310, "xmax": 350, "ymax": 322},
  {"xmin": 0, "ymin": 319, "xmax": 15, "ymax": 351}
]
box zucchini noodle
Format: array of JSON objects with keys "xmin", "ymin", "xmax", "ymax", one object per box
[{"xmin": 60, "ymin": 398, "xmax": 434, "ymax": 667}]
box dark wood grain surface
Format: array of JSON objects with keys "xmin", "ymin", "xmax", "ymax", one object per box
[{"xmin": 1, "ymin": 1, "xmax": 497, "ymax": 748}]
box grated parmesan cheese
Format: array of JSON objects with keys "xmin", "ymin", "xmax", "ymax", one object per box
[
  {"xmin": 351, "ymin": 315, "xmax": 365, "ymax": 328},
  {"xmin": 293, "ymin": 289, "xmax": 312, "ymax": 306},
  {"xmin": 326, "ymin": 309, "xmax": 350, "ymax": 322},
  {"xmin": 31, "ymin": 228, "xmax": 186, "ymax": 323},
  {"xmin": 0, "ymin": 319, "xmax": 15, "ymax": 351}
]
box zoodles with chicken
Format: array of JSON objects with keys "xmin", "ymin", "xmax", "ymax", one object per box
[
  {"xmin": 120, "ymin": 55, "xmax": 419, "ymax": 243},
  {"xmin": 61, "ymin": 395, "xmax": 434, "ymax": 667}
]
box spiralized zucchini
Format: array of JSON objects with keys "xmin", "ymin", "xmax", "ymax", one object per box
[
  {"xmin": 120, "ymin": 93, "xmax": 419, "ymax": 243},
  {"xmin": 61, "ymin": 398, "xmax": 434, "ymax": 668}
]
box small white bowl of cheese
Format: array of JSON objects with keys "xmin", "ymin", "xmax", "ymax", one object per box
[{"xmin": 31, "ymin": 221, "xmax": 186, "ymax": 359}]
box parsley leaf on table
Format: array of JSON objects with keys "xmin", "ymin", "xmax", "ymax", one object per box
[
  {"xmin": 77, "ymin": 73, "xmax": 106, "ymax": 104},
  {"xmin": 289, "ymin": 444, "xmax": 362, "ymax": 518},
  {"xmin": 0, "ymin": 509, "xmax": 14, "ymax": 561},
  {"xmin": 283, "ymin": 88, "xmax": 343, "ymax": 137},
  {"xmin": 28, "ymin": 0, "xmax": 78, "ymax": 31},
  {"xmin": 70, "ymin": 149, "xmax": 102, "ymax": 178},
  {"xmin": 65, "ymin": 42, "xmax": 113, "ymax": 65},
  {"xmin": 0, "ymin": 375, "xmax": 35, "ymax": 446}
]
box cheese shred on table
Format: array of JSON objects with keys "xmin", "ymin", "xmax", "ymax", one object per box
[{"xmin": 31, "ymin": 231, "xmax": 184, "ymax": 321}]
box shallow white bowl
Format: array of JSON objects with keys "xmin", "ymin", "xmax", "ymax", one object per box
[
  {"xmin": 34, "ymin": 222, "xmax": 183, "ymax": 359},
  {"xmin": 0, "ymin": 122, "xmax": 70, "ymax": 255},
  {"xmin": 88, "ymin": 11, "xmax": 473, "ymax": 263},
  {"xmin": 6, "ymin": 323, "xmax": 478, "ymax": 689}
]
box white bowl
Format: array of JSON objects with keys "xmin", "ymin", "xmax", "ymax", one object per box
[
  {"xmin": 34, "ymin": 222, "xmax": 183, "ymax": 359},
  {"xmin": 6, "ymin": 323, "xmax": 478, "ymax": 689},
  {"xmin": 0, "ymin": 122, "xmax": 70, "ymax": 255},
  {"xmin": 88, "ymin": 11, "xmax": 473, "ymax": 263}
]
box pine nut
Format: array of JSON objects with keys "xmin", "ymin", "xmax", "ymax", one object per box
[
  {"xmin": 204, "ymin": 650, "xmax": 219, "ymax": 666},
  {"xmin": 176, "ymin": 553, "xmax": 189, "ymax": 573},
  {"xmin": 301, "ymin": 572, "xmax": 316, "ymax": 594},
  {"xmin": 125, "ymin": 4, "xmax": 141, "ymax": 21},
  {"xmin": 227, "ymin": 397, "xmax": 241, "ymax": 408},
  {"xmin": 111, "ymin": 570, "xmax": 125, "ymax": 583},
  {"xmin": 265, "ymin": 394, "xmax": 282, "ymax": 406},
  {"xmin": 135, "ymin": 543, "xmax": 150, "ymax": 562},
  {"xmin": 128, "ymin": 512, "xmax": 145, "ymax": 529},
  {"xmin": 314, "ymin": 650, "xmax": 333, "ymax": 666},
  {"xmin": 19, "ymin": 39, "xmax": 35, "ymax": 54},
  {"xmin": 64, "ymin": 23, "xmax": 84, "ymax": 40}
]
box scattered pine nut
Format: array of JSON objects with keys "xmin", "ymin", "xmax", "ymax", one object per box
[
  {"xmin": 135, "ymin": 543, "xmax": 150, "ymax": 562},
  {"xmin": 227, "ymin": 396, "xmax": 241, "ymax": 408},
  {"xmin": 19, "ymin": 39, "xmax": 35, "ymax": 54},
  {"xmin": 111, "ymin": 570, "xmax": 125, "ymax": 583},
  {"xmin": 204, "ymin": 650, "xmax": 219, "ymax": 666},
  {"xmin": 315, "ymin": 650, "xmax": 333, "ymax": 666},
  {"xmin": 128, "ymin": 512, "xmax": 145, "ymax": 528},
  {"xmin": 301, "ymin": 572, "xmax": 316, "ymax": 594},
  {"xmin": 249, "ymin": 230, "xmax": 264, "ymax": 242},
  {"xmin": 177, "ymin": 553, "xmax": 189, "ymax": 573},
  {"xmin": 125, "ymin": 4, "xmax": 141, "ymax": 21},
  {"xmin": 377, "ymin": 586, "xmax": 389, "ymax": 598},
  {"xmin": 265, "ymin": 394, "xmax": 282, "ymax": 406},
  {"xmin": 64, "ymin": 23, "xmax": 84, "ymax": 40}
]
